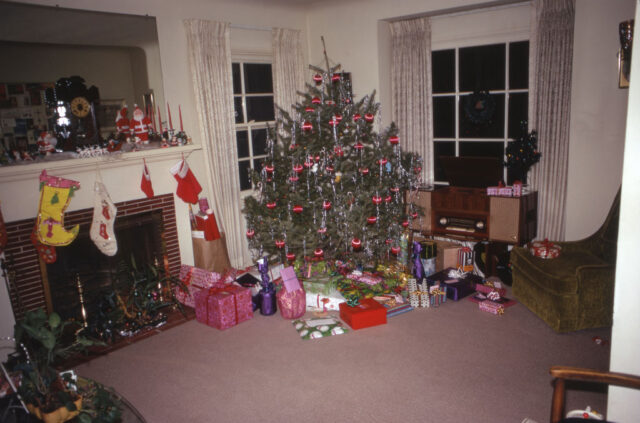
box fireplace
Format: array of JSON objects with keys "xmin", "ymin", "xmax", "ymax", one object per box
[{"xmin": 3, "ymin": 194, "xmax": 181, "ymax": 320}]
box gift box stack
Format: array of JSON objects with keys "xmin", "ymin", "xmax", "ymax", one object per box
[
  {"xmin": 175, "ymin": 265, "xmax": 222, "ymax": 307},
  {"xmin": 407, "ymin": 278, "xmax": 429, "ymax": 309},
  {"xmin": 486, "ymin": 181, "xmax": 523, "ymax": 197},
  {"xmin": 194, "ymin": 284, "xmax": 253, "ymax": 329},
  {"xmin": 469, "ymin": 279, "xmax": 516, "ymax": 315}
]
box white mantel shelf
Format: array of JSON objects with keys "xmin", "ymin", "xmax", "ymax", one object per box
[{"xmin": 0, "ymin": 144, "xmax": 202, "ymax": 183}]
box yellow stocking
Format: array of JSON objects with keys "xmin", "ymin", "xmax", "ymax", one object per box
[{"xmin": 36, "ymin": 170, "xmax": 81, "ymax": 246}]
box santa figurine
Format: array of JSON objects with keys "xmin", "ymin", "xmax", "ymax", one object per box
[
  {"xmin": 129, "ymin": 105, "xmax": 153, "ymax": 144},
  {"xmin": 36, "ymin": 131, "xmax": 57, "ymax": 155},
  {"xmin": 115, "ymin": 105, "xmax": 130, "ymax": 142}
]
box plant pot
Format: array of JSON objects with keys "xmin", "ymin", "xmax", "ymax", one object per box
[{"xmin": 27, "ymin": 396, "xmax": 82, "ymax": 423}]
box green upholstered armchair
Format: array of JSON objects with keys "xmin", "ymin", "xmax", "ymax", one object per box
[{"xmin": 511, "ymin": 189, "xmax": 620, "ymax": 332}]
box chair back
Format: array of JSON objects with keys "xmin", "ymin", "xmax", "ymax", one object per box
[{"xmin": 592, "ymin": 188, "xmax": 621, "ymax": 263}]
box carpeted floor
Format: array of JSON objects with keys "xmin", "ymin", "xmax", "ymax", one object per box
[{"xmin": 76, "ymin": 291, "xmax": 611, "ymax": 423}]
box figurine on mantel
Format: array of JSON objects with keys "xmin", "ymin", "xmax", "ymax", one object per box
[
  {"xmin": 130, "ymin": 105, "xmax": 153, "ymax": 144},
  {"xmin": 115, "ymin": 105, "xmax": 130, "ymax": 143},
  {"xmin": 36, "ymin": 131, "xmax": 57, "ymax": 156}
]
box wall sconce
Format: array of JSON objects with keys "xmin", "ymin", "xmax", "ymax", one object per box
[{"xmin": 619, "ymin": 19, "xmax": 634, "ymax": 88}]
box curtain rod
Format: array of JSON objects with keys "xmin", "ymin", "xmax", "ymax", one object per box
[
  {"xmin": 385, "ymin": 0, "xmax": 531, "ymax": 23},
  {"xmin": 230, "ymin": 23, "xmax": 273, "ymax": 32}
]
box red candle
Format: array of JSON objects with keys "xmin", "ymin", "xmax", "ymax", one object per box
[
  {"xmin": 157, "ymin": 105, "xmax": 163, "ymax": 132},
  {"xmin": 167, "ymin": 103, "xmax": 173, "ymax": 130},
  {"xmin": 179, "ymin": 105, "xmax": 184, "ymax": 132}
]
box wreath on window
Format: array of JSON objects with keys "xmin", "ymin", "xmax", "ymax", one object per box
[{"xmin": 463, "ymin": 90, "xmax": 496, "ymax": 125}]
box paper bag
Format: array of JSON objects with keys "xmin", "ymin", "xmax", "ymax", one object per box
[{"xmin": 192, "ymin": 230, "xmax": 231, "ymax": 273}]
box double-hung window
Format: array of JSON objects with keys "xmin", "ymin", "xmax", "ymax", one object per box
[
  {"xmin": 431, "ymin": 40, "xmax": 529, "ymax": 184},
  {"xmin": 232, "ymin": 61, "xmax": 275, "ymax": 192}
]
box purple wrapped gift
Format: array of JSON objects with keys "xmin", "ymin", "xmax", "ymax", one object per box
[{"xmin": 426, "ymin": 267, "xmax": 482, "ymax": 301}]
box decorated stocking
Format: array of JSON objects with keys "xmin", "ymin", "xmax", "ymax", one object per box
[
  {"xmin": 36, "ymin": 170, "xmax": 80, "ymax": 246},
  {"xmin": 31, "ymin": 228, "xmax": 56, "ymax": 264},
  {"xmin": 0, "ymin": 201, "xmax": 7, "ymax": 254},
  {"xmin": 140, "ymin": 161, "xmax": 154, "ymax": 198},
  {"xmin": 90, "ymin": 181, "xmax": 118, "ymax": 256},
  {"xmin": 170, "ymin": 159, "xmax": 202, "ymax": 204}
]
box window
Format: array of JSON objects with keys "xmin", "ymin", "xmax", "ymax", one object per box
[
  {"xmin": 232, "ymin": 61, "xmax": 275, "ymax": 191},
  {"xmin": 432, "ymin": 40, "xmax": 529, "ymax": 184}
]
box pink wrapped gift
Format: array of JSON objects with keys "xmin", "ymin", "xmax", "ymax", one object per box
[
  {"xmin": 175, "ymin": 265, "xmax": 223, "ymax": 307},
  {"xmin": 475, "ymin": 283, "xmax": 507, "ymax": 298},
  {"xmin": 195, "ymin": 285, "xmax": 253, "ymax": 330},
  {"xmin": 478, "ymin": 299, "xmax": 505, "ymax": 315},
  {"xmin": 277, "ymin": 288, "xmax": 306, "ymax": 319}
]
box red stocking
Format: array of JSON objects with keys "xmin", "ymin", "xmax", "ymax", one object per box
[
  {"xmin": 31, "ymin": 227, "xmax": 56, "ymax": 264},
  {"xmin": 140, "ymin": 162, "xmax": 154, "ymax": 198},
  {"xmin": 170, "ymin": 159, "xmax": 202, "ymax": 204}
]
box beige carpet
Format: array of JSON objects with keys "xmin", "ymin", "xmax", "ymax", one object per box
[{"xmin": 76, "ymin": 292, "xmax": 611, "ymax": 423}]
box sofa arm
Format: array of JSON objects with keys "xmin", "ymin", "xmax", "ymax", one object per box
[{"xmin": 576, "ymin": 264, "xmax": 615, "ymax": 325}]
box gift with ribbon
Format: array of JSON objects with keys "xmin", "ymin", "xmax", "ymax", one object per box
[
  {"xmin": 174, "ymin": 264, "xmax": 223, "ymax": 307},
  {"xmin": 277, "ymin": 266, "xmax": 306, "ymax": 319},
  {"xmin": 429, "ymin": 286, "xmax": 447, "ymax": 307},
  {"xmin": 529, "ymin": 238, "xmax": 562, "ymax": 259},
  {"xmin": 194, "ymin": 284, "xmax": 253, "ymax": 330},
  {"xmin": 339, "ymin": 298, "xmax": 387, "ymax": 330},
  {"xmin": 427, "ymin": 267, "xmax": 479, "ymax": 301},
  {"xmin": 478, "ymin": 299, "xmax": 505, "ymax": 315},
  {"xmin": 475, "ymin": 281, "xmax": 507, "ymax": 298}
]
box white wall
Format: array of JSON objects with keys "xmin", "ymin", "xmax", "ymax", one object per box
[{"xmin": 609, "ymin": 1, "xmax": 640, "ymax": 419}]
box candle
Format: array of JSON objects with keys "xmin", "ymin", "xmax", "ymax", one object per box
[
  {"xmin": 179, "ymin": 105, "xmax": 184, "ymax": 132},
  {"xmin": 151, "ymin": 105, "xmax": 156, "ymax": 131},
  {"xmin": 167, "ymin": 103, "xmax": 173, "ymax": 130},
  {"xmin": 157, "ymin": 105, "xmax": 163, "ymax": 133}
]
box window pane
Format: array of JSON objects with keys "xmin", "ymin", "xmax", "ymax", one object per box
[
  {"xmin": 236, "ymin": 130, "xmax": 249, "ymax": 158},
  {"xmin": 244, "ymin": 63, "xmax": 273, "ymax": 94},
  {"xmin": 509, "ymin": 41, "xmax": 529, "ymax": 89},
  {"xmin": 459, "ymin": 141, "xmax": 504, "ymax": 161},
  {"xmin": 459, "ymin": 44, "xmax": 505, "ymax": 92},
  {"xmin": 459, "ymin": 93, "xmax": 504, "ymax": 138},
  {"xmin": 252, "ymin": 128, "xmax": 268, "ymax": 156},
  {"xmin": 253, "ymin": 157, "xmax": 265, "ymax": 173},
  {"xmin": 246, "ymin": 96, "xmax": 275, "ymax": 122},
  {"xmin": 232, "ymin": 63, "xmax": 241, "ymax": 94},
  {"xmin": 238, "ymin": 160, "xmax": 251, "ymax": 191},
  {"xmin": 432, "ymin": 49, "xmax": 455, "ymax": 93},
  {"xmin": 508, "ymin": 93, "xmax": 528, "ymax": 139},
  {"xmin": 433, "ymin": 96, "xmax": 455, "ymax": 138},
  {"xmin": 234, "ymin": 97, "xmax": 244, "ymax": 124},
  {"xmin": 433, "ymin": 141, "xmax": 456, "ymax": 182}
]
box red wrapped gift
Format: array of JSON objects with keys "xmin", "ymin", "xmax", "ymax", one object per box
[
  {"xmin": 339, "ymin": 298, "xmax": 387, "ymax": 330},
  {"xmin": 175, "ymin": 265, "xmax": 223, "ymax": 307},
  {"xmin": 478, "ymin": 299, "xmax": 505, "ymax": 315},
  {"xmin": 277, "ymin": 288, "xmax": 306, "ymax": 319},
  {"xmin": 475, "ymin": 283, "xmax": 507, "ymax": 298},
  {"xmin": 529, "ymin": 239, "xmax": 561, "ymax": 259},
  {"xmin": 195, "ymin": 285, "xmax": 253, "ymax": 330}
]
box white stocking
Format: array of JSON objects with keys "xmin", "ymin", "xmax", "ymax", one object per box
[{"xmin": 90, "ymin": 181, "xmax": 118, "ymax": 256}]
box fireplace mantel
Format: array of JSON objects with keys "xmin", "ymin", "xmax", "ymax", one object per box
[{"xmin": 0, "ymin": 144, "xmax": 202, "ymax": 183}]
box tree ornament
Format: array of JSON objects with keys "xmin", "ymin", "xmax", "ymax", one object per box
[
  {"xmin": 318, "ymin": 227, "xmax": 327, "ymax": 234},
  {"xmin": 391, "ymin": 246, "xmax": 401, "ymax": 255},
  {"xmin": 351, "ymin": 238, "xmax": 362, "ymax": 249},
  {"xmin": 334, "ymin": 146, "xmax": 344, "ymax": 157},
  {"xmin": 389, "ymin": 135, "xmax": 399, "ymax": 145},
  {"xmin": 384, "ymin": 195, "xmax": 392, "ymax": 203},
  {"xmin": 354, "ymin": 142, "xmax": 364, "ymax": 151},
  {"xmin": 265, "ymin": 164, "xmax": 274, "ymax": 173},
  {"xmin": 332, "ymin": 73, "xmax": 341, "ymax": 82},
  {"xmin": 275, "ymin": 240, "xmax": 285, "ymax": 249},
  {"xmin": 353, "ymin": 113, "xmax": 361, "ymax": 122},
  {"xmin": 359, "ymin": 167, "xmax": 369, "ymax": 176},
  {"xmin": 334, "ymin": 114, "xmax": 343, "ymax": 122},
  {"xmin": 325, "ymin": 99, "xmax": 335, "ymax": 106},
  {"xmin": 414, "ymin": 166, "xmax": 422, "ymax": 174},
  {"xmin": 401, "ymin": 220, "xmax": 409, "ymax": 228},
  {"xmin": 314, "ymin": 248, "xmax": 324, "ymax": 257},
  {"xmin": 390, "ymin": 187, "xmax": 400, "ymax": 193},
  {"xmin": 293, "ymin": 164, "xmax": 304, "ymax": 174},
  {"xmin": 311, "ymin": 97, "xmax": 321, "ymax": 104},
  {"xmin": 286, "ymin": 252, "xmax": 296, "ymax": 261},
  {"xmin": 304, "ymin": 159, "xmax": 313, "ymax": 168},
  {"xmin": 367, "ymin": 216, "xmax": 377, "ymax": 224},
  {"xmin": 246, "ymin": 229, "xmax": 255, "ymax": 238},
  {"xmin": 302, "ymin": 121, "xmax": 313, "ymax": 131},
  {"xmin": 266, "ymin": 201, "xmax": 277, "ymax": 210},
  {"xmin": 364, "ymin": 113, "xmax": 375, "ymax": 123},
  {"xmin": 329, "ymin": 118, "xmax": 339, "ymax": 127},
  {"xmin": 335, "ymin": 172, "xmax": 342, "ymax": 183},
  {"xmin": 313, "ymin": 74, "xmax": 323, "ymax": 84},
  {"xmin": 293, "ymin": 205, "xmax": 304, "ymax": 213},
  {"xmin": 372, "ymin": 195, "xmax": 382, "ymax": 205},
  {"xmin": 325, "ymin": 165, "xmax": 334, "ymax": 172},
  {"xmin": 411, "ymin": 212, "xmax": 418, "ymax": 219},
  {"xmin": 305, "ymin": 106, "xmax": 315, "ymax": 113},
  {"xmin": 289, "ymin": 175, "xmax": 299, "ymax": 182},
  {"xmin": 377, "ymin": 158, "xmax": 388, "ymax": 166},
  {"xmin": 322, "ymin": 200, "xmax": 332, "ymax": 210}
]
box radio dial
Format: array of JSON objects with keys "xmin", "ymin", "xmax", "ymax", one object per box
[
  {"xmin": 439, "ymin": 217, "xmax": 449, "ymax": 226},
  {"xmin": 475, "ymin": 221, "xmax": 485, "ymax": 230}
]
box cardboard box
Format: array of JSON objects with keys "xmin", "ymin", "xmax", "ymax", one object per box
[
  {"xmin": 436, "ymin": 240, "xmax": 462, "ymax": 271},
  {"xmin": 339, "ymin": 298, "xmax": 387, "ymax": 330}
]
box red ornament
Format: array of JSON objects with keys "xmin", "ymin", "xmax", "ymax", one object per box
[
  {"xmin": 372, "ymin": 195, "xmax": 382, "ymax": 205},
  {"xmin": 325, "ymin": 165, "xmax": 334, "ymax": 172},
  {"xmin": 385, "ymin": 239, "xmax": 392, "ymax": 245},
  {"xmin": 367, "ymin": 216, "xmax": 377, "ymax": 224},
  {"xmin": 334, "ymin": 114, "xmax": 343, "ymax": 122},
  {"xmin": 353, "ymin": 113, "xmax": 362, "ymax": 122},
  {"xmin": 411, "ymin": 212, "xmax": 418, "ymax": 219},
  {"xmin": 389, "ymin": 135, "xmax": 399, "ymax": 145},
  {"xmin": 312, "ymin": 97, "xmax": 321, "ymax": 104},
  {"xmin": 351, "ymin": 238, "xmax": 362, "ymax": 249},
  {"xmin": 246, "ymin": 229, "xmax": 255, "ymax": 238},
  {"xmin": 317, "ymin": 227, "xmax": 327, "ymax": 234},
  {"xmin": 305, "ymin": 106, "xmax": 315, "ymax": 113},
  {"xmin": 377, "ymin": 158, "xmax": 388, "ymax": 166},
  {"xmin": 293, "ymin": 205, "xmax": 303, "ymax": 213},
  {"xmin": 331, "ymin": 73, "xmax": 341, "ymax": 82},
  {"xmin": 304, "ymin": 159, "xmax": 313, "ymax": 168},
  {"xmin": 289, "ymin": 143, "xmax": 297, "ymax": 150},
  {"xmin": 391, "ymin": 246, "xmax": 401, "ymax": 255},
  {"xmin": 390, "ymin": 187, "xmax": 400, "ymax": 193},
  {"xmin": 354, "ymin": 142, "xmax": 364, "ymax": 151},
  {"xmin": 293, "ymin": 164, "xmax": 303, "ymax": 174},
  {"xmin": 334, "ymin": 146, "xmax": 344, "ymax": 157},
  {"xmin": 401, "ymin": 220, "xmax": 409, "ymax": 228},
  {"xmin": 286, "ymin": 252, "xmax": 296, "ymax": 261},
  {"xmin": 360, "ymin": 167, "xmax": 369, "ymax": 176},
  {"xmin": 329, "ymin": 118, "xmax": 339, "ymax": 127},
  {"xmin": 322, "ymin": 200, "xmax": 332, "ymax": 210},
  {"xmin": 414, "ymin": 166, "xmax": 422, "ymax": 174},
  {"xmin": 314, "ymin": 155, "xmax": 321, "ymax": 162},
  {"xmin": 314, "ymin": 248, "xmax": 324, "ymax": 257},
  {"xmin": 289, "ymin": 176, "xmax": 299, "ymax": 182},
  {"xmin": 265, "ymin": 164, "xmax": 274, "ymax": 173},
  {"xmin": 384, "ymin": 195, "xmax": 392, "ymax": 203},
  {"xmin": 364, "ymin": 113, "xmax": 375, "ymax": 123},
  {"xmin": 313, "ymin": 74, "xmax": 323, "ymax": 84},
  {"xmin": 302, "ymin": 121, "xmax": 313, "ymax": 131},
  {"xmin": 325, "ymin": 100, "xmax": 335, "ymax": 106},
  {"xmin": 266, "ymin": 202, "xmax": 277, "ymax": 209},
  {"xmin": 275, "ymin": 240, "xmax": 285, "ymax": 249}
]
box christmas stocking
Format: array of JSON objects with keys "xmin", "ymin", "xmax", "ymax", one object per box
[
  {"xmin": 90, "ymin": 181, "xmax": 118, "ymax": 256},
  {"xmin": 170, "ymin": 159, "xmax": 202, "ymax": 204},
  {"xmin": 31, "ymin": 227, "xmax": 56, "ymax": 264},
  {"xmin": 36, "ymin": 170, "xmax": 80, "ymax": 246},
  {"xmin": 140, "ymin": 162, "xmax": 155, "ymax": 198}
]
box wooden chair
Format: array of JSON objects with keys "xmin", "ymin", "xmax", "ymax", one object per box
[{"xmin": 550, "ymin": 366, "xmax": 640, "ymax": 422}]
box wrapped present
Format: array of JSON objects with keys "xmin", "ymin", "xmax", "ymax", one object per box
[
  {"xmin": 512, "ymin": 181, "xmax": 523, "ymax": 197},
  {"xmin": 345, "ymin": 270, "xmax": 383, "ymax": 286},
  {"xmin": 277, "ymin": 267, "xmax": 306, "ymax": 319},
  {"xmin": 479, "ymin": 299, "xmax": 505, "ymax": 315},
  {"xmin": 302, "ymin": 274, "xmax": 341, "ymax": 295},
  {"xmin": 281, "ymin": 266, "xmax": 302, "ymax": 292},
  {"xmin": 339, "ymin": 298, "xmax": 387, "ymax": 330},
  {"xmin": 175, "ymin": 265, "xmax": 223, "ymax": 307},
  {"xmin": 306, "ymin": 290, "xmax": 346, "ymax": 311},
  {"xmin": 294, "ymin": 258, "xmax": 329, "ymax": 279},
  {"xmin": 468, "ymin": 292, "xmax": 516, "ymax": 308},
  {"xmin": 373, "ymin": 295, "xmax": 414, "ymax": 317},
  {"xmin": 529, "ymin": 239, "xmax": 561, "ymax": 259},
  {"xmin": 475, "ymin": 282, "xmax": 507, "ymax": 298},
  {"xmin": 457, "ymin": 247, "xmax": 474, "ymax": 273},
  {"xmin": 427, "ymin": 267, "xmax": 480, "ymax": 301},
  {"xmin": 195, "ymin": 285, "xmax": 253, "ymax": 330},
  {"xmin": 429, "ymin": 286, "xmax": 447, "ymax": 307},
  {"xmin": 293, "ymin": 317, "xmax": 349, "ymax": 340}
]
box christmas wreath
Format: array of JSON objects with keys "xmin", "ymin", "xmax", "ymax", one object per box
[{"xmin": 463, "ymin": 90, "xmax": 496, "ymax": 124}]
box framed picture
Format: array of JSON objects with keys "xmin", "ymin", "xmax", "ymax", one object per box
[{"xmin": 96, "ymin": 99, "xmax": 124, "ymax": 137}]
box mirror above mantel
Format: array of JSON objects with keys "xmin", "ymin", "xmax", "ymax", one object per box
[{"xmin": 0, "ymin": 1, "xmax": 166, "ymax": 159}]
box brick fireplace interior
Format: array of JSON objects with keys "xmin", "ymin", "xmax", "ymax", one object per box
[{"xmin": 3, "ymin": 193, "xmax": 181, "ymax": 321}]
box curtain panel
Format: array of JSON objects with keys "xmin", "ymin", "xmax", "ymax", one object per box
[
  {"xmin": 529, "ymin": 0, "xmax": 575, "ymax": 241},
  {"xmin": 184, "ymin": 19, "xmax": 251, "ymax": 267},
  {"xmin": 272, "ymin": 28, "xmax": 306, "ymax": 118},
  {"xmin": 390, "ymin": 16, "xmax": 433, "ymax": 185}
]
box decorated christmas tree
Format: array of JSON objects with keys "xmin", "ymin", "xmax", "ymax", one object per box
[
  {"xmin": 243, "ymin": 61, "xmax": 423, "ymax": 266},
  {"xmin": 505, "ymin": 122, "xmax": 541, "ymax": 184}
]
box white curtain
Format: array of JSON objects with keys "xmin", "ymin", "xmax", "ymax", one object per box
[
  {"xmin": 529, "ymin": 0, "xmax": 575, "ymax": 241},
  {"xmin": 272, "ymin": 28, "xmax": 306, "ymax": 117},
  {"xmin": 390, "ymin": 16, "xmax": 433, "ymax": 185},
  {"xmin": 184, "ymin": 19, "xmax": 251, "ymax": 267}
]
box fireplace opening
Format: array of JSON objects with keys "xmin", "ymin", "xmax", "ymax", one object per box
[{"xmin": 44, "ymin": 210, "xmax": 164, "ymax": 323}]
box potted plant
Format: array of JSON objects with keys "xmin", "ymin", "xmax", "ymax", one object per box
[{"xmin": 12, "ymin": 308, "xmax": 120, "ymax": 423}]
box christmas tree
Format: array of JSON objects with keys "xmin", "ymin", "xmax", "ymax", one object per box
[
  {"xmin": 505, "ymin": 122, "xmax": 541, "ymax": 184},
  {"xmin": 243, "ymin": 61, "xmax": 423, "ymax": 266}
]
